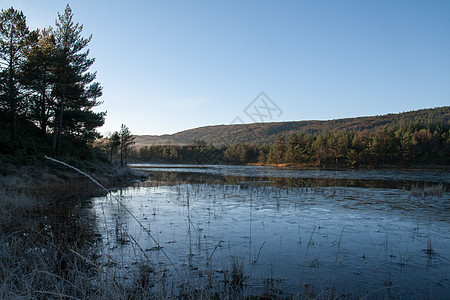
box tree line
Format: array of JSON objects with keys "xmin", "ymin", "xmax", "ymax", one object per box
[
  {"xmin": 128, "ymin": 121, "xmax": 450, "ymax": 167},
  {"xmin": 0, "ymin": 5, "xmax": 104, "ymax": 161}
]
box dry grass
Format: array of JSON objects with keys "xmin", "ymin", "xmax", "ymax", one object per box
[
  {"xmin": 410, "ymin": 183, "xmax": 447, "ymax": 197},
  {"xmin": 0, "ymin": 189, "xmax": 97, "ymax": 299}
]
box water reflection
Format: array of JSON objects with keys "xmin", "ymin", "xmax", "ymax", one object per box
[
  {"xmin": 130, "ymin": 163, "xmax": 450, "ymax": 184},
  {"xmin": 92, "ymin": 165, "xmax": 449, "ymax": 298}
]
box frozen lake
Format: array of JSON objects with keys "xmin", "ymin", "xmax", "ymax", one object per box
[{"xmin": 91, "ymin": 164, "xmax": 449, "ymax": 298}]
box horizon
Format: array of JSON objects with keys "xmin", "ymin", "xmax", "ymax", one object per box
[{"xmin": 2, "ymin": 1, "xmax": 449, "ymax": 136}]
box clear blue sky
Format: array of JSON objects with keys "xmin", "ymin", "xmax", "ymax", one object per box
[{"xmin": 2, "ymin": 0, "xmax": 450, "ymax": 135}]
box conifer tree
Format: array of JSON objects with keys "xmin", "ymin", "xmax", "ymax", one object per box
[
  {"xmin": 21, "ymin": 28, "xmax": 57, "ymax": 137},
  {"xmin": 119, "ymin": 124, "xmax": 135, "ymax": 166},
  {"xmin": 108, "ymin": 131, "xmax": 120, "ymax": 163},
  {"xmin": 52, "ymin": 4, "xmax": 104, "ymax": 155},
  {"xmin": 0, "ymin": 7, "xmax": 30, "ymax": 141}
]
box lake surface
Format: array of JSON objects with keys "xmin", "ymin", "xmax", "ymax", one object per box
[{"xmin": 92, "ymin": 164, "xmax": 449, "ymax": 298}]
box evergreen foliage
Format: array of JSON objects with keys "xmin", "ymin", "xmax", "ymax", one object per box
[
  {"xmin": 118, "ymin": 124, "xmax": 135, "ymax": 166},
  {"xmin": 133, "ymin": 106, "xmax": 450, "ymax": 146},
  {"xmin": 129, "ymin": 121, "xmax": 450, "ymax": 167},
  {"xmin": 0, "ymin": 5, "xmax": 104, "ymax": 162}
]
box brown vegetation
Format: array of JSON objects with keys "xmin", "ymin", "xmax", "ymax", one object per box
[{"xmin": 133, "ymin": 106, "xmax": 449, "ymax": 146}]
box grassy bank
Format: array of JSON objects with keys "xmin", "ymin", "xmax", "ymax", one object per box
[{"xmin": 0, "ymin": 158, "xmax": 150, "ymax": 299}]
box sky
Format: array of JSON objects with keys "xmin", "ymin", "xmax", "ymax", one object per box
[{"xmin": 1, "ymin": 0, "xmax": 449, "ymax": 135}]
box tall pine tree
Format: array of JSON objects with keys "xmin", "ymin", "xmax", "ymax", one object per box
[
  {"xmin": 0, "ymin": 7, "xmax": 30, "ymax": 141},
  {"xmin": 52, "ymin": 4, "xmax": 104, "ymax": 155}
]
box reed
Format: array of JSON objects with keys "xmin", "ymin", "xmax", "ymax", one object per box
[{"xmin": 411, "ymin": 183, "xmax": 446, "ymax": 197}]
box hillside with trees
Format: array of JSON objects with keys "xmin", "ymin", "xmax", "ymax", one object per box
[
  {"xmin": 130, "ymin": 107, "xmax": 450, "ymax": 167},
  {"xmin": 134, "ymin": 106, "xmax": 450, "ymax": 147}
]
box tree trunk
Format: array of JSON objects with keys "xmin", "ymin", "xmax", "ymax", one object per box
[
  {"xmin": 56, "ymin": 102, "xmax": 64, "ymax": 156},
  {"xmin": 40, "ymin": 87, "xmax": 48, "ymax": 138},
  {"xmin": 9, "ymin": 53, "xmax": 17, "ymax": 141},
  {"xmin": 55, "ymin": 68, "xmax": 67, "ymax": 156},
  {"xmin": 120, "ymin": 144, "xmax": 124, "ymax": 167}
]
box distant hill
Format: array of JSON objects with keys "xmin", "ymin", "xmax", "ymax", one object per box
[{"xmin": 134, "ymin": 106, "xmax": 450, "ymax": 147}]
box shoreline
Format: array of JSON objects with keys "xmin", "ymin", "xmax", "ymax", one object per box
[
  {"xmin": 246, "ymin": 162, "xmax": 450, "ymax": 171},
  {"xmin": 0, "ymin": 158, "xmax": 147, "ymax": 200},
  {"xmin": 128, "ymin": 160, "xmax": 450, "ymax": 172}
]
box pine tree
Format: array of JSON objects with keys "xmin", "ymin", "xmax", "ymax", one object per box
[
  {"xmin": 21, "ymin": 28, "xmax": 57, "ymax": 137},
  {"xmin": 108, "ymin": 131, "xmax": 120, "ymax": 163},
  {"xmin": 267, "ymin": 135, "xmax": 285, "ymax": 164},
  {"xmin": 52, "ymin": 4, "xmax": 104, "ymax": 155},
  {"xmin": 119, "ymin": 124, "xmax": 135, "ymax": 166},
  {"xmin": 0, "ymin": 7, "xmax": 30, "ymax": 141}
]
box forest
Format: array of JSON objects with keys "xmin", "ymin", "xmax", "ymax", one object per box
[
  {"xmin": 132, "ymin": 106, "xmax": 450, "ymax": 146},
  {"xmin": 0, "ymin": 5, "xmax": 105, "ymax": 163},
  {"xmin": 130, "ymin": 119, "xmax": 450, "ymax": 167},
  {"xmin": 1, "ymin": 4, "xmax": 448, "ymax": 169}
]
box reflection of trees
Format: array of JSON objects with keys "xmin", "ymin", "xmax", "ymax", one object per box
[{"xmin": 135, "ymin": 171, "xmax": 436, "ymax": 190}]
